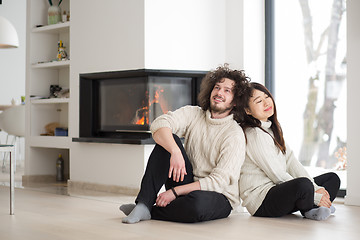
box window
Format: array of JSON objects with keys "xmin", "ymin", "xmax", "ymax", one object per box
[{"xmin": 267, "ymin": 0, "xmax": 347, "ymax": 194}]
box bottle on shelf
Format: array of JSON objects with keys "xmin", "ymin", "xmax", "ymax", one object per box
[
  {"xmin": 62, "ymin": 11, "xmax": 67, "ymax": 22},
  {"xmin": 56, "ymin": 154, "xmax": 65, "ymax": 181}
]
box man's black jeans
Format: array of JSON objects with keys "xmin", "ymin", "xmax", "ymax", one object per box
[{"xmin": 135, "ymin": 134, "xmax": 232, "ymax": 223}]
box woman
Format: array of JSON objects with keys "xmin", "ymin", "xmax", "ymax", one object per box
[{"xmin": 239, "ymin": 82, "xmax": 340, "ymax": 220}]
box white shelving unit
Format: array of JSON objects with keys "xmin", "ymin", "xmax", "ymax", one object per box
[
  {"xmin": 29, "ymin": 136, "xmax": 71, "ymax": 149},
  {"xmin": 31, "ymin": 98, "xmax": 70, "ymax": 104},
  {"xmin": 32, "ymin": 60, "xmax": 70, "ymax": 69},
  {"xmin": 32, "ymin": 21, "xmax": 70, "ymax": 34},
  {"xmin": 25, "ymin": 0, "xmax": 71, "ymax": 181}
]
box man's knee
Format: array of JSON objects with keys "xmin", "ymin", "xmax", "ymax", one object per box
[{"xmin": 185, "ymin": 191, "xmax": 231, "ymax": 222}]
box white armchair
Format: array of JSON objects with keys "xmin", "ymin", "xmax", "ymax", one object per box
[
  {"xmin": 0, "ymin": 104, "xmax": 25, "ymax": 137},
  {"xmin": 0, "ymin": 105, "xmax": 25, "ymax": 171}
]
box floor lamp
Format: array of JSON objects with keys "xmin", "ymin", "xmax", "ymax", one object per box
[{"xmin": 0, "ymin": 14, "xmax": 19, "ymax": 48}]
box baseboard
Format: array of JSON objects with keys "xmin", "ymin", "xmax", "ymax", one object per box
[
  {"xmin": 22, "ymin": 174, "xmax": 70, "ymax": 186},
  {"xmin": 67, "ymin": 180, "xmax": 139, "ymax": 196},
  {"xmin": 22, "ymin": 174, "xmax": 56, "ymax": 185}
]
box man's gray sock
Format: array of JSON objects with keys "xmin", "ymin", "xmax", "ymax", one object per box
[
  {"xmin": 122, "ymin": 202, "xmax": 151, "ymax": 224},
  {"xmin": 304, "ymin": 207, "xmax": 331, "ymax": 221},
  {"xmin": 119, "ymin": 204, "xmax": 136, "ymax": 216}
]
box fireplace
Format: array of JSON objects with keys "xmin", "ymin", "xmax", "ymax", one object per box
[{"xmin": 73, "ymin": 69, "xmax": 207, "ymax": 144}]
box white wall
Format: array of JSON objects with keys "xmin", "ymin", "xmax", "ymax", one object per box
[
  {"xmin": 226, "ymin": 0, "xmax": 245, "ymax": 70},
  {"xmin": 144, "ymin": 0, "xmax": 245, "ymax": 71},
  {"xmin": 243, "ymin": 0, "xmax": 264, "ymax": 83},
  {"xmin": 0, "ymin": 0, "xmax": 26, "ymax": 105},
  {"xmin": 69, "ymin": 0, "xmax": 146, "ymax": 188},
  {"xmin": 70, "ymin": 0, "xmax": 145, "ymax": 75},
  {"xmin": 345, "ymin": 0, "xmax": 360, "ymax": 206},
  {"xmin": 144, "ymin": 0, "xmax": 226, "ymax": 70}
]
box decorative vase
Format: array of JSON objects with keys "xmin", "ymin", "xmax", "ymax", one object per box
[{"xmin": 48, "ymin": 5, "xmax": 61, "ymax": 25}]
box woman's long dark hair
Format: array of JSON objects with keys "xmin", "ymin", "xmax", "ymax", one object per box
[
  {"xmin": 197, "ymin": 64, "xmax": 250, "ymax": 123},
  {"xmin": 240, "ymin": 82, "xmax": 286, "ymax": 154}
]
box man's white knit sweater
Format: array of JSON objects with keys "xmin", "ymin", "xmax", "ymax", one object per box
[
  {"xmin": 150, "ymin": 105, "xmax": 245, "ymax": 209},
  {"xmin": 239, "ymin": 121, "xmax": 323, "ymax": 215}
]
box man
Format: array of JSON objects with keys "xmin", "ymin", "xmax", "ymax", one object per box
[{"xmin": 120, "ymin": 64, "xmax": 249, "ymax": 223}]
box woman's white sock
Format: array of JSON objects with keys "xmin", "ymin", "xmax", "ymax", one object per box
[
  {"xmin": 330, "ymin": 205, "xmax": 336, "ymax": 214},
  {"xmin": 304, "ymin": 207, "xmax": 331, "ymax": 221}
]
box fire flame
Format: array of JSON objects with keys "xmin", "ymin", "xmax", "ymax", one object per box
[
  {"xmin": 135, "ymin": 107, "xmax": 148, "ymax": 125},
  {"xmin": 134, "ymin": 86, "xmax": 166, "ymax": 125}
]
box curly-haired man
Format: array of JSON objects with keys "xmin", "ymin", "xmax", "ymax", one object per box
[{"xmin": 120, "ymin": 64, "xmax": 250, "ymax": 223}]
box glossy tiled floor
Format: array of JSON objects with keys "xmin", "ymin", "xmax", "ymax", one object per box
[{"xmin": 0, "ymin": 168, "xmax": 359, "ymax": 240}]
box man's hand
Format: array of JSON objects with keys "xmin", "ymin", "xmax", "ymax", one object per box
[
  {"xmin": 152, "ymin": 128, "xmax": 187, "ymax": 182},
  {"xmin": 156, "ymin": 189, "xmax": 176, "ymax": 207},
  {"xmin": 316, "ymin": 188, "xmax": 332, "ymax": 208},
  {"xmin": 169, "ymin": 150, "xmax": 187, "ymax": 182}
]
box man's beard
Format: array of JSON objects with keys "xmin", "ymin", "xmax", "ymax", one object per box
[{"xmin": 210, "ymin": 102, "xmax": 233, "ymax": 115}]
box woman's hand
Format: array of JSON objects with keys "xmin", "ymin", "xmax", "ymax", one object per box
[
  {"xmin": 169, "ymin": 151, "xmax": 187, "ymax": 182},
  {"xmin": 316, "ymin": 188, "xmax": 330, "ymax": 199},
  {"xmin": 316, "ymin": 188, "xmax": 332, "ymax": 208},
  {"xmin": 156, "ymin": 189, "xmax": 177, "ymax": 207},
  {"xmin": 318, "ymin": 195, "xmax": 332, "ymax": 208}
]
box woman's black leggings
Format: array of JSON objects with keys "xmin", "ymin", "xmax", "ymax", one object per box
[
  {"xmin": 254, "ymin": 173, "xmax": 341, "ymax": 217},
  {"xmin": 135, "ymin": 134, "xmax": 232, "ymax": 223}
]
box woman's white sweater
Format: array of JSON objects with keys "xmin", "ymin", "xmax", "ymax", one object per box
[
  {"xmin": 150, "ymin": 105, "xmax": 246, "ymax": 208},
  {"xmin": 239, "ymin": 121, "xmax": 323, "ymax": 215}
]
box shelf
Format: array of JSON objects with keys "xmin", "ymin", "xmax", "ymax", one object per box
[
  {"xmin": 73, "ymin": 137, "xmax": 155, "ymax": 145},
  {"xmin": 32, "ymin": 60, "xmax": 70, "ymax": 69},
  {"xmin": 29, "ymin": 136, "xmax": 70, "ymax": 149},
  {"xmin": 31, "ymin": 98, "xmax": 70, "ymax": 104},
  {"xmin": 32, "ymin": 22, "xmax": 70, "ymax": 34}
]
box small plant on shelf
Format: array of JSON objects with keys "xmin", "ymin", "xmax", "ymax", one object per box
[
  {"xmin": 48, "ymin": 0, "xmax": 63, "ymax": 6},
  {"xmin": 48, "ymin": 0, "xmax": 63, "ymax": 25}
]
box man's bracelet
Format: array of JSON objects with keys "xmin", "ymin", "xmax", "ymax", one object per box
[{"xmin": 171, "ymin": 187, "xmax": 179, "ymax": 198}]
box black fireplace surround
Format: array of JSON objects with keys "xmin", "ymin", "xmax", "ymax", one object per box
[{"xmin": 72, "ymin": 69, "xmax": 207, "ymax": 144}]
